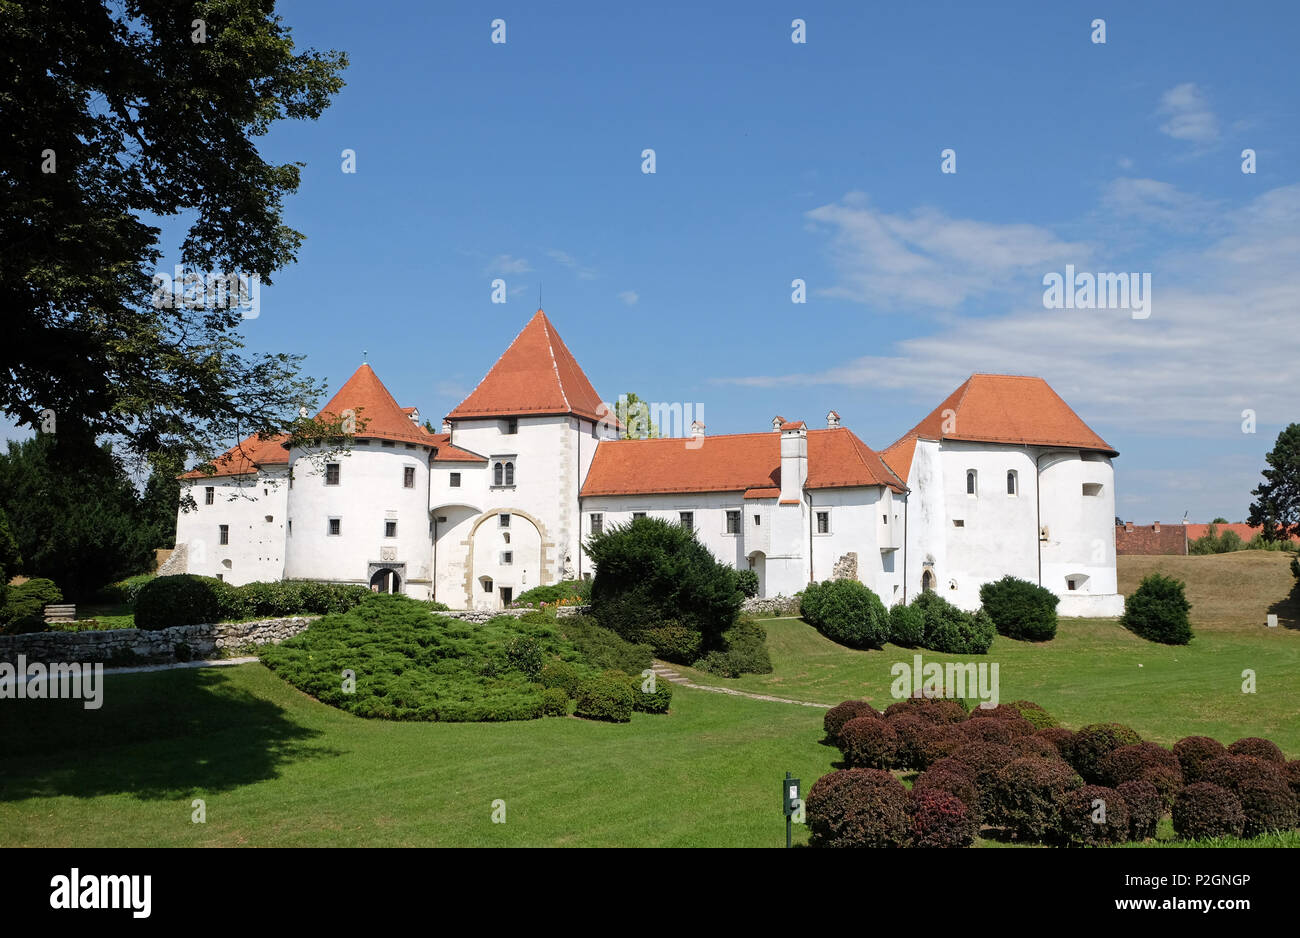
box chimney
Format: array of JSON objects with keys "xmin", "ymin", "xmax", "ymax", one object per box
[
  {"xmin": 407, "ymin": 408, "xmax": 420, "ymax": 425},
  {"xmin": 779, "ymin": 422, "xmax": 808, "ymax": 503},
  {"xmin": 690, "ymin": 419, "xmax": 706, "ymax": 440},
  {"xmin": 1125, "ymin": 522, "xmax": 1133, "ymax": 533},
  {"xmin": 826, "ymin": 410, "xmax": 841, "ymax": 429},
  {"xmin": 771, "ymin": 415, "xmax": 786, "ymax": 432},
  {"xmin": 441, "ymin": 419, "xmax": 452, "ymax": 434},
  {"xmin": 1153, "ymin": 522, "xmax": 1161, "ymax": 533}
]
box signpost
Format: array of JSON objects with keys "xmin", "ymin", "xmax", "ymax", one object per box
[{"xmin": 782, "ymin": 771, "xmax": 801, "ymax": 848}]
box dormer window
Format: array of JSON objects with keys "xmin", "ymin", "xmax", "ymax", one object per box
[{"xmin": 503, "ymin": 418, "xmax": 518, "ymax": 435}]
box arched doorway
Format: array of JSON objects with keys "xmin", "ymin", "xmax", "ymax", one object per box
[
  {"xmin": 747, "ymin": 551, "xmax": 767, "ymax": 599},
  {"xmin": 370, "ymin": 567, "xmax": 402, "ymax": 594},
  {"xmin": 921, "ymin": 569, "xmax": 935, "ymax": 593}
]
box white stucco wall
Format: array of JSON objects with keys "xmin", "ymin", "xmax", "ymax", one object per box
[{"xmin": 175, "ymin": 468, "xmax": 289, "ymax": 586}]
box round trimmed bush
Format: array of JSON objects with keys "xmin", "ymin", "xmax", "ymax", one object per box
[
  {"xmin": 967, "ymin": 703, "xmax": 1023, "ymax": 722},
  {"xmin": 1064, "ymin": 723, "xmax": 1142, "ymax": 783},
  {"xmin": 912, "ymin": 724, "xmax": 965, "ymax": 769},
  {"xmin": 884, "ymin": 696, "xmax": 966, "ymax": 725},
  {"xmin": 541, "ymin": 687, "xmax": 569, "ymax": 716},
  {"xmin": 823, "ymin": 700, "xmax": 879, "ymax": 744},
  {"xmin": 1098, "ymin": 742, "xmax": 1182, "ymax": 788},
  {"xmin": 539, "ymin": 659, "xmax": 583, "ymax": 698},
  {"xmin": 1173, "ymin": 783, "xmax": 1246, "ymax": 840},
  {"xmin": 1285, "ymin": 760, "xmax": 1300, "ymax": 799},
  {"xmin": 642, "ymin": 622, "xmax": 703, "ymax": 664},
  {"xmin": 988, "ymin": 756, "xmax": 1084, "ymax": 842},
  {"xmin": 1173, "ymin": 736, "xmax": 1227, "ymax": 783},
  {"xmin": 1117, "ymin": 779, "xmax": 1163, "ymax": 841},
  {"xmin": 909, "ymin": 788, "xmax": 976, "ymax": 847},
  {"xmin": 799, "ymin": 581, "xmax": 826, "ymax": 624},
  {"xmin": 1200, "ymin": 755, "xmax": 1298, "ymax": 836},
  {"xmin": 1010, "ymin": 700, "xmax": 1059, "ymax": 730},
  {"xmin": 914, "ymin": 767, "xmax": 980, "ymax": 822},
  {"xmin": 1227, "ymin": 737, "xmax": 1285, "ymax": 765},
  {"xmin": 1121, "ymin": 573, "xmax": 1192, "ymax": 645},
  {"xmin": 886, "ymin": 712, "xmax": 938, "ymax": 770},
  {"xmin": 1035, "ymin": 727, "xmax": 1075, "ymax": 754},
  {"xmin": 1013, "ymin": 735, "xmax": 1062, "ymax": 761},
  {"xmin": 979, "ymin": 575, "xmax": 1059, "ymax": 641},
  {"xmin": 735, "ymin": 568, "xmax": 759, "ymax": 598},
  {"xmin": 811, "ymin": 578, "xmax": 890, "ymax": 649},
  {"xmin": 629, "ymin": 672, "xmax": 673, "ymax": 713},
  {"xmin": 573, "ymin": 675, "xmax": 633, "ymax": 723},
  {"xmin": 134, "ymin": 574, "xmax": 233, "ymax": 629},
  {"xmin": 959, "ymin": 718, "xmax": 1020, "ymax": 746},
  {"xmin": 1059, "ymin": 785, "xmax": 1130, "ymax": 846},
  {"xmin": 806, "ymin": 768, "xmax": 910, "ymax": 848},
  {"xmin": 839, "ymin": 716, "xmax": 898, "ymax": 769},
  {"xmin": 888, "ymin": 602, "xmax": 925, "ymax": 647},
  {"xmin": 951, "ymin": 742, "xmax": 1017, "ymax": 816},
  {"xmin": 1139, "ymin": 764, "xmax": 1185, "ymax": 808}
]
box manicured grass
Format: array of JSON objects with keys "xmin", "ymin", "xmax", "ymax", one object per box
[
  {"xmin": 0, "ymin": 663, "xmax": 834, "ymax": 847},
  {"xmin": 1117, "ymin": 550, "xmax": 1300, "ymax": 631}
]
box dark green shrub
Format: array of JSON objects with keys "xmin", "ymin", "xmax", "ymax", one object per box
[
  {"xmin": 585, "ymin": 517, "xmax": 743, "ymax": 650},
  {"xmin": 806, "ymin": 768, "xmax": 910, "ymax": 848},
  {"xmin": 541, "ymin": 687, "xmax": 569, "ymax": 716},
  {"xmin": 988, "ymin": 756, "xmax": 1083, "ymax": 842},
  {"xmin": 909, "ymin": 788, "xmax": 976, "ymax": 848},
  {"xmin": 979, "ymin": 575, "xmax": 1059, "ymax": 641},
  {"xmin": 1064, "ymin": 723, "xmax": 1143, "ymax": 783},
  {"xmin": 1227, "ymin": 737, "xmax": 1285, "ymax": 765},
  {"xmin": 573, "ymin": 675, "xmax": 633, "ymax": 723},
  {"xmin": 823, "ymin": 700, "xmax": 878, "ymax": 744},
  {"xmin": 1059, "ymin": 785, "xmax": 1130, "ymax": 846},
  {"xmin": 1117, "ymin": 779, "xmax": 1162, "ymax": 841},
  {"xmin": 517, "ymin": 609, "xmax": 552, "ymax": 624},
  {"xmin": 2, "ymin": 613, "xmax": 47, "ymax": 635},
  {"xmin": 839, "ymin": 716, "xmax": 898, "ymax": 769},
  {"xmin": 555, "ymin": 616, "xmax": 653, "ymax": 673},
  {"xmin": 1010, "ymin": 700, "xmax": 1059, "ymax": 730},
  {"xmin": 97, "ymin": 573, "xmax": 155, "ymax": 607},
  {"xmin": 643, "ymin": 622, "xmax": 702, "ymax": 663},
  {"xmin": 134, "ymin": 574, "xmax": 232, "ymax": 629},
  {"xmin": 629, "ymin": 671, "xmax": 673, "ymax": 713},
  {"xmin": 504, "ymin": 636, "xmax": 543, "ymax": 681},
  {"xmin": 888, "ymin": 602, "xmax": 925, "ymax": 647},
  {"xmin": 1173, "ymin": 783, "xmax": 1246, "ymax": 840},
  {"xmin": 735, "ymin": 568, "xmax": 759, "ymax": 598},
  {"xmin": 1173, "ymin": 736, "xmax": 1226, "ymax": 783},
  {"xmin": 0, "ymin": 577, "xmax": 63, "ymax": 625},
  {"xmin": 540, "ymin": 659, "xmax": 584, "ymax": 698},
  {"xmin": 1121, "ymin": 573, "xmax": 1192, "ymax": 645},
  {"xmin": 799, "ymin": 581, "xmax": 826, "ymax": 624},
  {"xmin": 809, "ymin": 578, "xmax": 889, "ymax": 649},
  {"xmin": 910, "ymin": 592, "xmax": 995, "ymax": 654}
]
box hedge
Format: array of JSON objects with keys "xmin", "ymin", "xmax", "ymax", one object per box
[
  {"xmin": 573, "ymin": 675, "xmax": 634, "ymax": 723},
  {"xmin": 979, "ymin": 575, "xmax": 1059, "ymax": 642},
  {"xmin": 1121, "ymin": 573, "xmax": 1193, "ymax": 645}
]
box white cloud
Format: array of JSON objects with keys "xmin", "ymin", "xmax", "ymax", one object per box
[
  {"xmin": 546, "ymin": 249, "xmax": 598, "ymax": 280},
  {"xmin": 1100, "ymin": 177, "xmax": 1221, "ymax": 232},
  {"xmin": 722, "ymin": 184, "xmax": 1300, "ymax": 435},
  {"xmin": 617, "ymin": 290, "xmax": 639, "ymax": 306},
  {"xmin": 1157, "ymin": 82, "xmax": 1219, "ymax": 143},
  {"xmin": 804, "ymin": 192, "xmax": 1090, "ymax": 310},
  {"xmin": 488, "ymin": 254, "xmax": 532, "ymax": 275}
]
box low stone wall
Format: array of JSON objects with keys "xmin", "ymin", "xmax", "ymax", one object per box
[
  {"xmin": 0, "ymin": 616, "xmax": 318, "ymax": 667},
  {"xmin": 742, "ymin": 595, "xmax": 801, "ymax": 617},
  {"xmin": 439, "ymin": 608, "xmax": 533, "ymax": 624}
]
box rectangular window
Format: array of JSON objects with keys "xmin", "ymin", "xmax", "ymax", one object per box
[
  {"xmin": 219, "ymin": 524, "xmax": 229, "ymax": 545},
  {"xmin": 328, "ymin": 518, "xmax": 341, "ymax": 536},
  {"xmin": 1082, "ymin": 483, "xmax": 1103, "ymax": 496},
  {"xmin": 483, "ymin": 578, "xmax": 493, "ymax": 593},
  {"xmin": 680, "ymin": 512, "xmax": 693, "ymax": 531},
  {"xmin": 501, "ymin": 551, "xmax": 513, "ymax": 565},
  {"xmin": 632, "ymin": 512, "xmax": 646, "ymax": 521},
  {"xmin": 385, "ymin": 520, "xmax": 397, "ymax": 538},
  {"xmin": 500, "ymin": 513, "xmax": 511, "ymax": 529},
  {"xmin": 816, "ymin": 511, "xmax": 829, "ymax": 534},
  {"xmin": 216, "ymin": 573, "xmax": 224, "ymax": 582},
  {"xmin": 966, "ymin": 470, "xmax": 977, "ymax": 496},
  {"xmin": 450, "ymin": 472, "xmax": 461, "ymax": 487},
  {"xmin": 405, "ymin": 443, "xmax": 416, "ymax": 450},
  {"xmin": 754, "ymin": 514, "xmax": 761, "ymax": 526},
  {"xmin": 1067, "ymin": 578, "xmax": 1077, "ymax": 591},
  {"xmin": 591, "ymin": 513, "xmax": 603, "ymax": 536},
  {"xmin": 403, "ymin": 466, "xmax": 415, "ymax": 488},
  {"xmin": 504, "ymin": 418, "xmax": 518, "ymax": 435},
  {"xmin": 726, "ymin": 510, "xmax": 741, "ymax": 534},
  {"xmin": 205, "ymin": 486, "xmax": 214, "ymax": 505},
  {"xmin": 325, "ymin": 463, "xmax": 340, "ymax": 486},
  {"xmin": 381, "ymin": 440, "xmax": 395, "ymax": 448},
  {"xmin": 288, "ymin": 520, "xmax": 292, "ymax": 536},
  {"xmin": 953, "ymin": 519, "xmax": 965, "ymax": 528},
  {"xmin": 1007, "ymin": 470, "xmax": 1019, "ymax": 496}
]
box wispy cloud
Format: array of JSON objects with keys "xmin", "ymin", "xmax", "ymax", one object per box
[
  {"xmin": 546, "ymin": 249, "xmax": 598, "ymax": 280},
  {"xmin": 1100, "ymin": 177, "xmax": 1222, "ymax": 233},
  {"xmin": 617, "ymin": 290, "xmax": 639, "ymax": 306},
  {"xmin": 804, "ymin": 191, "xmax": 1089, "ymax": 310},
  {"xmin": 1157, "ymin": 82, "xmax": 1219, "ymax": 143},
  {"xmin": 487, "ymin": 254, "xmax": 532, "ymax": 275}
]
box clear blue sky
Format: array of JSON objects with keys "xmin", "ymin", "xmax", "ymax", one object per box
[{"xmin": 10, "ymin": 1, "xmax": 1300, "ymax": 523}]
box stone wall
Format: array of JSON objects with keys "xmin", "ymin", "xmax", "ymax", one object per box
[
  {"xmin": 741, "ymin": 595, "xmax": 801, "ymax": 617},
  {"xmin": 0, "ymin": 616, "xmax": 317, "ymax": 667}
]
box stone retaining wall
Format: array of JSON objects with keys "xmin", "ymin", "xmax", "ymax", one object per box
[
  {"xmin": 0, "ymin": 616, "xmax": 318, "ymax": 667},
  {"xmin": 741, "ymin": 595, "xmax": 801, "ymax": 617}
]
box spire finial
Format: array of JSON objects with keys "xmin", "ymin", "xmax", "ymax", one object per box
[{"xmin": 362, "ymin": 349, "xmax": 368, "ymax": 363}]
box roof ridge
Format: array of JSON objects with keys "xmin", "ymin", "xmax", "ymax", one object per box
[{"xmin": 540, "ymin": 312, "xmax": 571, "ymax": 411}]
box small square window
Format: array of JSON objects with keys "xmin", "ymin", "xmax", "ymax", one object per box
[
  {"xmin": 501, "ymin": 551, "xmax": 513, "ymax": 565},
  {"xmin": 1067, "ymin": 579, "xmax": 1077, "ymax": 591},
  {"xmin": 384, "ymin": 520, "xmax": 397, "ymax": 538},
  {"xmin": 219, "ymin": 524, "xmax": 229, "ymax": 545},
  {"xmin": 632, "ymin": 512, "xmax": 646, "ymax": 521},
  {"xmin": 205, "ymin": 486, "xmax": 214, "ymax": 505},
  {"xmin": 483, "ymin": 578, "xmax": 494, "ymax": 593},
  {"xmin": 216, "ymin": 573, "xmax": 224, "ymax": 582},
  {"xmin": 325, "ymin": 463, "xmax": 340, "ymax": 485},
  {"xmin": 499, "ymin": 513, "xmax": 511, "ymax": 529},
  {"xmin": 882, "ymin": 514, "xmax": 888, "ymax": 524},
  {"xmin": 450, "ymin": 472, "xmax": 461, "ymax": 487},
  {"xmin": 591, "ymin": 513, "xmax": 603, "ymax": 536},
  {"xmin": 816, "ymin": 511, "xmax": 829, "ymax": 534},
  {"xmin": 403, "ymin": 466, "xmax": 415, "ymax": 488},
  {"xmin": 504, "ymin": 418, "xmax": 518, "ymax": 435},
  {"xmin": 726, "ymin": 510, "xmax": 740, "ymax": 534},
  {"xmin": 328, "ymin": 518, "xmax": 341, "ymax": 536},
  {"xmin": 680, "ymin": 512, "xmax": 694, "ymax": 531},
  {"xmin": 953, "ymin": 519, "xmax": 965, "ymax": 528}
]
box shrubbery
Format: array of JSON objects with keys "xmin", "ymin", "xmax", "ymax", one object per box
[
  {"xmin": 134, "ymin": 575, "xmax": 369, "ymax": 630},
  {"xmin": 802, "ymin": 578, "xmax": 889, "ymax": 649},
  {"xmin": 134, "ymin": 575, "xmax": 231, "ymax": 629},
  {"xmin": 888, "ymin": 602, "xmax": 925, "ymax": 647},
  {"xmin": 0, "ymin": 577, "xmax": 63, "ymax": 632},
  {"xmin": 909, "ymin": 788, "xmax": 976, "ymax": 847},
  {"xmin": 1227, "ymin": 737, "xmax": 1285, "ymax": 764},
  {"xmin": 643, "ymin": 622, "xmax": 702, "ymax": 664},
  {"xmin": 1200, "ymin": 755, "xmax": 1298, "ymax": 835},
  {"xmin": 979, "ymin": 575, "xmax": 1059, "ymax": 641},
  {"xmin": 691, "ymin": 619, "xmax": 773, "ymax": 677},
  {"xmin": 823, "ymin": 700, "xmax": 878, "ymax": 744},
  {"xmin": 96, "ymin": 573, "xmax": 154, "ymax": 607},
  {"xmin": 1117, "ymin": 779, "xmax": 1162, "ymax": 841},
  {"xmin": 1059, "ymin": 784, "xmax": 1130, "ymax": 846},
  {"xmin": 839, "ymin": 716, "xmax": 898, "ymax": 769},
  {"xmin": 628, "ymin": 672, "xmax": 673, "ymax": 713},
  {"xmin": 806, "ymin": 768, "xmax": 911, "ymax": 848},
  {"xmin": 1172, "ymin": 783, "xmax": 1247, "ymax": 840},
  {"xmin": 735, "ymin": 568, "xmax": 759, "ymax": 598},
  {"xmin": 514, "ymin": 578, "xmax": 591, "ymax": 607},
  {"xmin": 1173, "ymin": 736, "xmax": 1227, "ymax": 783},
  {"xmin": 539, "ymin": 659, "xmax": 585, "ymax": 698},
  {"xmin": 1063, "ymin": 723, "xmax": 1143, "ymax": 783},
  {"xmin": 1121, "ymin": 573, "xmax": 1192, "ymax": 645},
  {"xmin": 910, "ymin": 591, "xmax": 996, "ymax": 654},
  {"xmin": 541, "ymin": 687, "xmax": 570, "ymax": 716},
  {"xmin": 573, "ymin": 674, "xmax": 634, "ymax": 723},
  {"xmin": 554, "ymin": 616, "xmax": 653, "ymax": 674},
  {"xmin": 988, "ymin": 756, "xmax": 1084, "ymax": 842}
]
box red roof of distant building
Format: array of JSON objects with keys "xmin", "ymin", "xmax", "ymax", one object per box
[
  {"xmin": 181, "ymin": 432, "xmax": 290, "ymax": 480},
  {"xmin": 447, "ymin": 310, "xmax": 612, "ymax": 425},
  {"xmin": 882, "ymin": 374, "xmax": 1117, "ymax": 481},
  {"xmin": 581, "ymin": 427, "xmax": 906, "ymax": 498},
  {"xmin": 1183, "ymin": 523, "xmax": 1300, "ymax": 544}
]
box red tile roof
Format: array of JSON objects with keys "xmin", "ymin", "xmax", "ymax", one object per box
[
  {"xmin": 313, "ymin": 363, "xmax": 438, "ymax": 446},
  {"xmin": 780, "ymin": 421, "xmax": 806, "ymax": 431},
  {"xmin": 1183, "ymin": 523, "xmax": 1300, "ymax": 544},
  {"xmin": 447, "ymin": 310, "xmax": 612, "ymax": 425},
  {"xmin": 428, "ymin": 433, "xmax": 488, "ymax": 463},
  {"xmin": 581, "ymin": 427, "xmax": 906, "ymax": 497},
  {"xmin": 882, "ymin": 374, "xmax": 1117, "ymax": 481},
  {"xmin": 181, "ymin": 432, "xmax": 290, "ymax": 480}
]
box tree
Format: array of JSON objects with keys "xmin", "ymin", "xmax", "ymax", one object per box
[
  {"xmin": 1211, "ymin": 517, "xmax": 1229, "ymax": 524},
  {"xmin": 1247, "ymin": 424, "xmax": 1300, "ymax": 541},
  {"xmin": 0, "ymin": 1, "xmax": 347, "ymax": 464},
  {"xmin": 615, "ymin": 393, "xmax": 660, "ymax": 440}
]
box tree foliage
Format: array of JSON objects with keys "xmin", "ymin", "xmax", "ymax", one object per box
[
  {"xmin": 1248, "ymin": 424, "xmax": 1300, "ymax": 541},
  {"xmin": 0, "ymin": 0, "xmax": 347, "ymax": 463}
]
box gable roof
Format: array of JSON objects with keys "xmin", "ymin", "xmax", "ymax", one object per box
[
  {"xmin": 447, "ymin": 310, "xmax": 610, "ymax": 424},
  {"xmin": 581, "ymin": 427, "xmax": 906, "ymax": 498},
  {"xmin": 181, "ymin": 432, "xmax": 290, "ymax": 480},
  {"xmin": 882, "ymin": 374, "xmax": 1117, "ymax": 481},
  {"xmin": 314, "ymin": 363, "xmax": 437, "ymax": 447}
]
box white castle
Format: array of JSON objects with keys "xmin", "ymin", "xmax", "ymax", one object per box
[{"xmin": 174, "ymin": 310, "xmax": 1122, "ymax": 616}]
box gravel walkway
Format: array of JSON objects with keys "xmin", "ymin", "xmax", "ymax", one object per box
[{"xmin": 651, "ymin": 662, "xmax": 830, "ymax": 709}]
